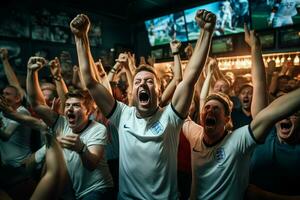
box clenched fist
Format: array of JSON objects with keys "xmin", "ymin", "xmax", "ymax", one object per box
[
  {"xmin": 27, "ymin": 56, "xmax": 46, "ymax": 71},
  {"xmin": 70, "ymin": 14, "xmax": 90, "ymax": 37},
  {"xmin": 195, "ymin": 10, "xmax": 216, "ymax": 32}
]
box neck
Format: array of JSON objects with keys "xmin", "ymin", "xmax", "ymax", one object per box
[
  {"xmin": 242, "ymin": 108, "xmax": 251, "ymax": 117},
  {"xmin": 136, "ymin": 106, "xmax": 159, "ymax": 118},
  {"xmin": 72, "ymin": 119, "xmax": 90, "ymax": 133},
  {"xmin": 203, "ymin": 129, "xmax": 226, "ymax": 146}
]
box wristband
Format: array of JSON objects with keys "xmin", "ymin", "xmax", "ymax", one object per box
[{"xmin": 172, "ymin": 52, "xmax": 179, "ymax": 55}]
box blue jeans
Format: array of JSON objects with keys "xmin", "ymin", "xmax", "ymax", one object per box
[{"xmin": 80, "ymin": 187, "xmax": 114, "ymax": 200}]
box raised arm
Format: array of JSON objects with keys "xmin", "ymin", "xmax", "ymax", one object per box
[
  {"xmin": 95, "ymin": 59, "xmax": 113, "ymax": 95},
  {"xmin": 31, "ymin": 129, "xmax": 67, "ymax": 200},
  {"xmin": 49, "ymin": 57, "xmax": 68, "ymax": 114},
  {"xmin": 172, "ymin": 10, "xmax": 216, "ymax": 118},
  {"xmin": 70, "ymin": 14, "xmax": 115, "ymax": 116},
  {"xmin": 0, "ymin": 48, "xmax": 26, "ymax": 99},
  {"xmin": 0, "ymin": 95, "xmax": 47, "ymax": 132},
  {"xmin": 199, "ymin": 58, "xmax": 216, "ymax": 111},
  {"xmin": 244, "ymin": 24, "xmax": 267, "ymax": 118},
  {"xmin": 160, "ymin": 40, "xmax": 183, "ymax": 107},
  {"xmin": 251, "ymin": 87, "xmax": 300, "ymax": 142},
  {"xmin": 26, "ymin": 57, "xmax": 58, "ymax": 126}
]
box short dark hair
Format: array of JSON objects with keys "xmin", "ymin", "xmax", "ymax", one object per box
[
  {"xmin": 134, "ymin": 65, "xmax": 159, "ymax": 81},
  {"xmin": 205, "ymin": 92, "xmax": 233, "ymax": 116},
  {"xmin": 65, "ymin": 89, "xmax": 94, "ymax": 112}
]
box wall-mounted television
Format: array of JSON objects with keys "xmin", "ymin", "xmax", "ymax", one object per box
[
  {"xmin": 258, "ymin": 31, "xmax": 275, "ymax": 49},
  {"xmin": 211, "ymin": 36, "xmax": 234, "ymax": 54},
  {"xmin": 184, "ymin": 0, "xmax": 249, "ymax": 40},
  {"xmin": 279, "ymin": 27, "xmax": 300, "ymax": 48},
  {"xmin": 251, "ymin": 0, "xmax": 300, "ymax": 30},
  {"xmin": 151, "ymin": 48, "xmax": 163, "ymax": 59},
  {"xmin": 145, "ymin": 11, "xmax": 188, "ymax": 46}
]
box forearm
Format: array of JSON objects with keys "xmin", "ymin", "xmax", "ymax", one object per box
[
  {"xmin": 184, "ymin": 30, "xmax": 213, "ymax": 86},
  {"xmin": 269, "ymin": 73, "xmax": 279, "ymax": 95},
  {"xmin": 75, "ymin": 36, "xmax": 98, "ymax": 88},
  {"xmin": 200, "ymin": 71, "xmax": 212, "ymax": 106},
  {"xmin": 107, "ymin": 62, "xmax": 121, "ymax": 81},
  {"xmin": 26, "ymin": 70, "xmax": 47, "ymax": 107},
  {"xmin": 251, "ymin": 45, "xmax": 268, "ymax": 117},
  {"xmin": 173, "ymin": 54, "xmax": 183, "ymax": 84},
  {"xmin": 5, "ymin": 112, "xmax": 47, "ymax": 131},
  {"xmin": 100, "ymin": 74, "xmax": 113, "ymax": 95},
  {"xmin": 252, "ymin": 87, "xmax": 300, "ymax": 141},
  {"xmin": 2, "ymin": 59, "xmax": 25, "ymax": 98},
  {"xmin": 124, "ymin": 67, "xmax": 133, "ymax": 105},
  {"xmin": 53, "ymin": 78, "xmax": 68, "ymax": 113}
]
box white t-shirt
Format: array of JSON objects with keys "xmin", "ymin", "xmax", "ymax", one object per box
[
  {"xmin": 109, "ymin": 101, "xmax": 184, "ymax": 200},
  {"xmin": 54, "ymin": 116, "xmax": 113, "ymax": 199},
  {"xmin": 183, "ymin": 118, "xmax": 256, "ymax": 200},
  {"xmin": 0, "ymin": 106, "xmax": 32, "ymax": 167}
]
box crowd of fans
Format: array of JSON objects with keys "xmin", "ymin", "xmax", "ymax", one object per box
[{"xmin": 0, "ymin": 9, "xmax": 300, "ymax": 200}]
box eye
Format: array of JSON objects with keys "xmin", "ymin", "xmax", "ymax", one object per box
[
  {"xmin": 147, "ymin": 79, "xmax": 154, "ymax": 84},
  {"xmin": 134, "ymin": 80, "xmax": 141, "ymax": 85}
]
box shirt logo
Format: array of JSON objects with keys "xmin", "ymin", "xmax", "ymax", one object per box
[
  {"xmin": 150, "ymin": 121, "xmax": 163, "ymax": 135},
  {"xmin": 215, "ymin": 147, "xmax": 226, "ymax": 163}
]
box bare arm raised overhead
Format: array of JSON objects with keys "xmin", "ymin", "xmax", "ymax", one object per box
[
  {"xmin": 0, "ymin": 48, "xmax": 26, "ymax": 99},
  {"xmin": 160, "ymin": 39, "xmax": 183, "ymax": 107},
  {"xmin": 70, "ymin": 14, "xmax": 115, "ymax": 117},
  {"xmin": 251, "ymin": 87, "xmax": 300, "ymax": 142},
  {"xmin": 26, "ymin": 56, "xmax": 58, "ymax": 126},
  {"xmin": 244, "ymin": 24, "xmax": 267, "ymax": 118},
  {"xmin": 172, "ymin": 10, "xmax": 216, "ymax": 118}
]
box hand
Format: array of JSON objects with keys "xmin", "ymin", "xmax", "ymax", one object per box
[
  {"xmin": 207, "ymin": 58, "xmax": 217, "ymax": 75},
  {"xmin": 139, "ymin": 56, "xmax": 146, "ymax": 65},
  {"xmin": 195, "ymin": 10, "xmax": 216, "ymax": 32},
  {"xmin": 57, "ymin": 133, "xmax": 84, "ymax": 153},
  {"xmin": 147, "ymin": 55, "xmax": 155, "ymax": 66},
  {"xmin": 70, "ymin": 14, "xmax": 90, "ymax": 37},
  {"xmin": 127, "ymin": 52, "xmax": 136, "ymax": 68},
  {"xmin": 49, "ymin": 57, "xmax": 62, "ymax": 77},
  {"xmin": 27, "ymin": 56, "xmax": 46, "ymax": 71},
  {"xmin": 51, "ymin": 97, "xmax": 62, "ymax": 114},
  {"xmin": 73, "ymin": 65, "xmax": 79, "ymax": 73},
  {"xmin": 244, "ymin": 23, "xmax": 261, "ymax": 48},
  {"xmin": 184, "ymin": 43, "xmax": 193, "ymax": 58},
  {"xmin": 115, "ymin": 53, "xmax": 128, "ymax": 64},
  {"xmin": 267, "ymin": 60, "xmax": 276, "ymax": 75},
  {"xmin": 169, "ymin": 39, "xmax": 182, "ymax": 54},
  {"xmin": 95, "ymin": 59, "xmax": 104, "ymax": 73},
  {"xmin": 0, "ymin": 48, "xmax": 8, "ymax": 61}
]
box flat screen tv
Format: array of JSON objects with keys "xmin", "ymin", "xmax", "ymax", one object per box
[
  {"xmin": 251, "ymin": 0, "xmax": 300, "ymax": 30},
  {"xmin": 211, "ymin": 36, "xmax": 234, "ymax": 54},
  {"xmin": 145, "ymin": 12, "xmax": 188, "ymax": 46},
  {"xmin": 279, "ymin": 27, "xmax": 300, "ymax": 47},
  {"xmin": 151, "ymin": 48, "xmax": 164, "ymax": 59},
  {"xmin": 184, "ymin": 0, "xmax": 249, "ymax": 40},
  {"xmin": 258, "ymin": 31, "xmax": 275, "ymax": 49}
]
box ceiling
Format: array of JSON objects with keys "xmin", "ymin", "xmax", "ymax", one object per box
[{"xmin": 57, "ymin": 0, "xmax": 207, "ymax": 22}]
